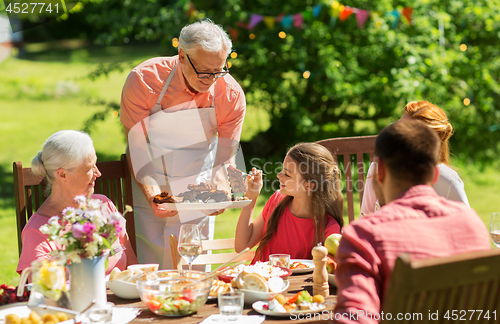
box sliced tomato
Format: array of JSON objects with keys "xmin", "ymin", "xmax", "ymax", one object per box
[
  {"xmin": 147, "ymin": 299, "xmax": 161, "ymax": 312},
  {"xmin": 288, "ymin": 291, "xmax": 302, "ymax": 304},
  {"xmin": 181, "ymin": 289, "xmax": 196, "ymax": 303}
]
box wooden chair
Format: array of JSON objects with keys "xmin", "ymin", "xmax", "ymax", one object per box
[
  {"xmin": 382, "ymin": 249, "xmax": 500, "ymax": 323},
  {"xmin": 316, "ymin": 135, "xmax": 377, "ymax": 223},
  {"xmin": 170, "ymin": 234, "xmax": 255, "ymax": 271},
  {"xmin": 13, "ymin": 154, "xmax": 136, "ymax": 256}
]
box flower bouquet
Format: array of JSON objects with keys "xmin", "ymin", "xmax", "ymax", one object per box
[
  {"xmin": 40, "ymin": 194, "xmax": 129, "ymax": 263},
  {"xmin": 38, "ymin": 194, "xmax": 132, "ymax": 311}
]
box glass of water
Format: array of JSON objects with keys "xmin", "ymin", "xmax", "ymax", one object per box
[
  {"xmin": 87, "ymin": 302, "xmax": 114, "ymax": 324},
  {"xmin": 490, "ymin": 212, "xmax": 500, "ymax": 248},
  {"xmin": 218, "ymin": 291, "xmax": 244, "ymax": 321}
]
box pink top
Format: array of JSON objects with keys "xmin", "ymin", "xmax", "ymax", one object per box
[
  {"xmin": 254, "ymin": 191, "xmax": 341, "ymax": 262},
  {"xmin": 120, "ymin": 56, "xmax": 246, "ymax": 142},
  {"xmin": 334, "ymin": 185, "xmax": 491, "ymax": 323},
  {"xmin": 17, "ymin": 195, "xmax": 129, "ymax": 275}
]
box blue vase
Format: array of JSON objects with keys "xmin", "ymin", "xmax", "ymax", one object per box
[{"xmin": 69, "ymin": 255, "xmax": 107, "ymax": 312}]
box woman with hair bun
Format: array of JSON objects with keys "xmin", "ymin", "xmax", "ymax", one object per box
[
  {"xmin": 360, "ymin": 101, "xmax": 469, "ymax": 216},
  {"xmin": 16, "ymin": 130, "xmax": 138, "ymax": 275}
]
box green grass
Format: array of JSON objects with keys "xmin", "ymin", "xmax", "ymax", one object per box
[
  {"xmin": 0, "ymin": 42, "xmax": 498, "ymax": 287},
  {"xmin": 0, "ymin": 42, "xmax": 269, "ymax": 285}
]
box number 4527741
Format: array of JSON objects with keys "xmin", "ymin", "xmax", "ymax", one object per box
[{"xmin": 5, "ymin": 2, "xmax": 59, "ymax": 14}]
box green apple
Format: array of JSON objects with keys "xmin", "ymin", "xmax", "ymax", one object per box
[{"xmin": 325, "ymin": 233, "xmax": 342, "ymax": 257}]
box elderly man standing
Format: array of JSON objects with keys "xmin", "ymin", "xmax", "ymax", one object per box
[
  {"xmin": 334, "ymin": 120, "xmax": 490, "ymax": 323},
  {"xmin": 120, "ymin": 19, "xmax": 246, "ymax": 269}
]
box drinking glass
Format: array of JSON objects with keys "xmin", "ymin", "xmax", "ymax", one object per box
[
  {"xmin": 178, "ymin": 224, "xmax": 202, "ymax": 271},
  {"xmin": 87, "ymin": 302, "xmax": 114, "ymax": 324},
  {"xmin": 490, "ymin": 212, "xmax": 500, "ymax": 248},
  {"xmin": 269, "ymin": 254, "xmax": 290, "ymax": 269},
  {"xmin": 218, "ymin": 291, "xmax": 244, "ymax": 321}
]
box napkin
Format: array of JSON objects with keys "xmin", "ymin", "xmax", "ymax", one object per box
[
  {"xmin": 200, "ymin": 314, "xmax": 265, "ymax": 324},
  {"xmin": 111, "ymin": 307, "xmax": 141, "ymax": 324}
]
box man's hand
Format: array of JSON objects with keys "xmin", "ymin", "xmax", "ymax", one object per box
[{"xmin": 149, "ymin": 197, "xmax": 179, "ymax": 218}]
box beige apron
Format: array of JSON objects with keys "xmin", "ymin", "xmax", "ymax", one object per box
[{"xmin": 131, "ymin": 65, "xmax": 217, "ymax": 270}]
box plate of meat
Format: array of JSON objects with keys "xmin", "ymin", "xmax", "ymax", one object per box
[
  {"xmin": 289, "ymin": 259, "xmax": 315, "ymax": 274},
  {"xmin": 153, "ymin": 185, "xmax": 251, "ymax": 211}
]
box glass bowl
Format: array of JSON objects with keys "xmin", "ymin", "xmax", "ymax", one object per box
[{"xmin": 136, "ymin": 270, "xmax": 213, "ymax": 317}]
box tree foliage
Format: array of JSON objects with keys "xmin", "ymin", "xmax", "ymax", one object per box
[{"xmin": 73, "ymin": 0, "xmax": 500, "ymax": 162}]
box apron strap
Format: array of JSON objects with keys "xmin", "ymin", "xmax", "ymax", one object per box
[{"xmin": 151, "ymin": 65, "xmax": 177, "ymax": 115}]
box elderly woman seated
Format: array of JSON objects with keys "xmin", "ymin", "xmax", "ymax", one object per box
[{"xmin": 16, "ymin": 130, "xmax": 138, "ymax": 275}]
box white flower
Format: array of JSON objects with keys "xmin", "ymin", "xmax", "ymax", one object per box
[
  {"xmin": 40, "ymin": 224, "xmax": 51, "ymax": 234},
  {"xmin": 74, "ymin": 195, "xmax": 87, "ymax": 205},
  {"xmin": 86, "ymin": 240, "xmax": 99, "ymax": 256},
  {"xmin": 87, "ymin": 198, "xmax": 102, "ymax": 210},
  {"xmin": 107, "ymin": 212, "xmax": 122, "ymax": 223},
  {"xmin": 48, "ymin": 216, "xmax": 60, "ymax": 227},
  {"xmin": 67, "ymin": 251, "xmax": 81, "ymax": 264}
]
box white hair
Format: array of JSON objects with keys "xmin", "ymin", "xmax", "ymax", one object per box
[
  {"xmin": 178, "ymin": 19, "xmax": 232, "ymax": 57},
  {"xmin": 32, "ymin": 130, "xmax": 94, "ymax": 192}
]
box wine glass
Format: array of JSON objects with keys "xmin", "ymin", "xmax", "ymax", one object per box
[
  {"xmin": 178, "ymin": 224, "xmax": 202, "ymax": 271},
  {"xmin": 490, "ymin": 212, "xmax": 500, "ymax": 248}
]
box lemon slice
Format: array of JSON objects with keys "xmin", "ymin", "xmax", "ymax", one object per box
[
  {"xmin": 242, "ymin": 273, "xmax": 268, "ymax": 292},
  {"xmin": 268, "ymin": 276, "xmax": 284, "ymax": 293}
]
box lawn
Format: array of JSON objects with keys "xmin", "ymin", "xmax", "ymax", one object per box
[{"xmin": 0, "ymin": 42, "xmax": 498, "ymax": 286}]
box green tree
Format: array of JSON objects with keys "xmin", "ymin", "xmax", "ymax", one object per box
[{"xmin": 75, "ymin": 0, "xmax": 500, "ymax": 162}]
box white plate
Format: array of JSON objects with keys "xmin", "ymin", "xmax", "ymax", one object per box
[
  {"xmin": 289, "ymin": 259, "xmax": 315, "ymax": 274},
  {"xmin": 237, "ymin": 280, "xmax": 290, "ymax": 304},
  {"xmin": 252, "ymin": 301, "xmax": 326, "ymax": 317},
  {"xmin": 0, "ymin": 304, "xmax": 77, "ymax": 323},
  {"xmin": 328, "ymin": 274, "xmax": 337, "ymax": 286},
  {"xmin": 158, "ymin": 200, "xmax": 251, "ymax": 211}
]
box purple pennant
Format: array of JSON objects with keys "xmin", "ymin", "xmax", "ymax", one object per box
[
  {"xmin": 355, "ymin": 9, "xmax": 370, "ymax": 29},
  {"xmin": 248, "ymin": 14, "xmax": 264, "ymax": 30}
]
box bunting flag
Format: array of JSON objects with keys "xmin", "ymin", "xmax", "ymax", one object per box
[
  {"xmin": 388, "ymin": 9, "xmax": 401, "ymax": 29},
  {"xmin": 302, "ymin": 10, "xmax": 314, "ymax": 22},
  {"xmin": 402, "ymin": 7, "xmax": 413, "ymax": 25},
  {"xmin": 293, "ymin": 13, "xmax": 304, "ymax": 28},
  {"xmin": 340, "ymin": 6, "xmax": 354, "ymax": 22},
  {"xmin": 355, "ymin": 9, "xmax": 370, "ymax": 29},
  {"xmin": 248, "ymin": 14, "xmax": 264, "ymax": 30},
  {"xmin": 220, "ymin": 1, "xmax": 415, "ymax": 42},
  {"xmin": 263, "ymin": 16, "xmax": 275, "ymax": 29},
  {"xmin": 312, "ymin": 5, "xmax": 322, "ymax": 18},
  {"xmin": 281, "ymin": 15, "xmax": 293, "ymax": 30},
  {"xmin": 228, "ymin": 27, "xmax": 239, "ymax": 42}
]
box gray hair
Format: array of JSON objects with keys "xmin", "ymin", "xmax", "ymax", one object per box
[
  {"xmin": 32, "ymin": 130, "xmax": 94, "ymax": 193},
  {"xmin": 178, "ymin": 19, "xmax": 232, "ymax": 57}
]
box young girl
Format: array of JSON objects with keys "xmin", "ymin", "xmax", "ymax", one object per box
[{"xmin": 235, "ymin": 143, "xmax": 344, "ymax": 261}]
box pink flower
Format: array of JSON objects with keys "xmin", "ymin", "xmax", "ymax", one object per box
[
  {"xmin": 72, "ymin": 223, "xmax": 85, "ymax": 239},
  {"xmin": 83, "ymin": 223, "xmax": 97, "ymax": 242}
]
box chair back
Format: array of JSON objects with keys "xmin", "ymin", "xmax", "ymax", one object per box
[
  {"xmin": 13, "ymin": 154, "xmax": 136, "ymax": 256},
  {"xmin": 382, "ymin": 250, "xmax": 500, "ymax": 323},
  {"xmin": 316, "ymin": 135, "xmax": 377, "ymax": 223},
  {"xmin": 170, "ymin": 234, "xmax": 255, "ymax": 271}
]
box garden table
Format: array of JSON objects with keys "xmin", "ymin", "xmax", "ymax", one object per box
[{"xmin": 109, "ymin": 273, "xmax": 338, "ymax": 323}]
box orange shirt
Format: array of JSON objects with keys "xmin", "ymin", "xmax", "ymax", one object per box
[{"xmin": 120, "ymin": 56, "xmax": 246, "ymax": 142}]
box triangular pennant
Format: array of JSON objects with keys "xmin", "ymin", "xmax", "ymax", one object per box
[
  {"xmin": 388, "ymin": 9, "xmax": 400, "ymax": 29},
  {"xmin": 228, "ymin": 27, "xmax": 239, "ymax": 42},
  {"xmin": 312, "ymin": 5, "xmax": 322, "ymax": 18},
  {"xmin": 340, "ymin": 6, "xmax": 354, "ymax": 22},
  {"xmin": 402, "ymin": 7, "xmax": 413, "ymax": 25},
  {"xmin": 331, "ymin": 1, "xmax": 343, "ymax": 18},
  {"xmin": 281, "ymin": 15, "xmax": 293, "ymax": 30},
  {"xmin": 237, "ymin": 21, "xmax": 248, "ymax": 29},
  {"xmin": 355, "ymin": 9, "xmax": 370, "ymax": 28},
  {"xmin": 248, "ymin": 14, "xmax": 264, "ymax": 30},
  {"xmin": 185, "ymin": 2, "xmax": 195, "ymax": 17},
  {"xmin": 302, "ymin": 10, "xmax": 313, "ymax": 22},
  {"xmin": 263, "ymin": 16, "xmax": 275, "ymax": 29},
  {"xmin": 293, "ymin": 13, "xmax": 304, "ymax": 28},
  {"xmin": 275, "ymin": 13, "xmax": 285, "ymax": 23}
]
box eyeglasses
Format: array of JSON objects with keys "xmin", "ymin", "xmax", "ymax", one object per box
[{"xmin": 186, "ymin": 54, "xmax": 229, "ymax": 79}]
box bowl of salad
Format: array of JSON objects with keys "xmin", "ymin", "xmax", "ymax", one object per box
[{"xmin": 136, "ymin": 270, "xmax": 213, "ymax": 317}]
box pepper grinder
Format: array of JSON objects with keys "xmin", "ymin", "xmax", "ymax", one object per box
[{"xmin": 312, "ymin": 243, "xmax": 329, "ymax": 297}]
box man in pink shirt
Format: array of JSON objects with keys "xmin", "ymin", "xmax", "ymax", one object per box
[
  {"xmin": 120, "ymin": 19, "xmax": 246, "ymax": 268},
  {"xmin": 334, "ymin": 120, "xmax": 491, "ymax": 323}
]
